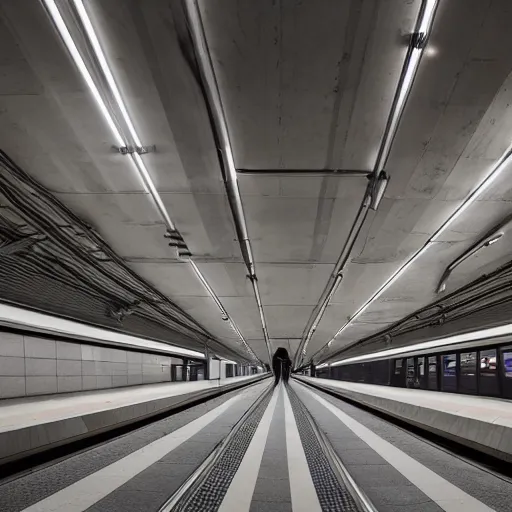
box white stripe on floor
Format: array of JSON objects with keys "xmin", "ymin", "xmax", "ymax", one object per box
[
  {"xmin": 22, "ymin": 391, "xmax": 249, "ymax": 512},
  {"xmin": 218, "ymin": 383, "xmax": 280, "ymax": 511},
  {"xmin": 284, "ymin": 385, "xmax": 322, "ymax": 512},
  {"xmin": 299, "ymin": 383, "xmax": 495, "ymax": 512}
]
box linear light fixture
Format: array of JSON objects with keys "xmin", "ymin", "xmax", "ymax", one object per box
[
  {"xmin": 328, "ymin": 138, "xmax": 512, "ymax": 347},
  {"xmin": 185, "ymin": 0, "xmax": 272, "ymax": 361},
  {"xmin": 189, "ymin": 260, "xmax": 229, "ymax": 321},
  {"xmin": 189, "ymin": 260, "xmax": 258, "ymax": 361},
  {"xmin": 42, "ymin": 0, "xmax": 176, "ymax": 223},
  {"xmin": 41, "ymin": 0, "xmax": 124, "ymax": 147},
  {"xmin": 328, "ymin": 323, "xmax": 512, "ymax": 367},
  {"xmin": 299, "ymin": 0, "xmax": 439, "ymax": 366},
  {"xmin": 0, "ymin": 303, "xmax": 205, "ymax": 358},
  {"xmin": 374, "ymin": 0, "xmax": 439, "ymax": 172},
  {"xmin": 43, "ymin": 0, "xmax": 254, "ymax": 362}
]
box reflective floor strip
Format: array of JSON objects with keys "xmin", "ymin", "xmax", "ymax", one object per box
[
  {"xmin": 283, "ymin": 385, "xmax": 322, "ymax": 512},
  {"xmin": 21, "ymin": 393, "xmax": 244, "ymax": 512},
  {"xmin": 217, "ymin": 383, "xmax": 280, "ymax": 512},
  {"xmin": 299, "ymin": 383, "xmax": 495, "ymax": 512}
]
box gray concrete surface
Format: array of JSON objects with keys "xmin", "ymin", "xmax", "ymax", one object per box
[
  {"xmin": 0, "ymin": 331, "xmax": 184, "ymax": 399},
  {"xmin": 0, "ymin": 381, "xmax": 269, "ymax": 512},
  {"xmin": 298, "ymin": 376, "xmax": 512, "ymax": 463},
  {"xmin": 293, "ymin": 379, "xmax": 512, "ymax": 512},
  {"xmin": 0, "ymin": 374, "xmax": 268, "ymax": 465}
]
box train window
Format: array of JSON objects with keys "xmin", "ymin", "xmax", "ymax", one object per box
[
  {"xmin": 460, "ymin": 352, "xmax": 477, "ymax": 376},
  {"xmin": 428, "ymin": 356, "xmax": 437, "ymax": 374},
  {"xmin": 395, "ymin": 360, "xmax": 403, "ymax": 374},
  {"xmin": 418, "ymin": 357, "xmax": 425, "ymax": 376},
  {"xmin": 406, "ymin": 358, "xmax": 415, "ymax": 377},
  {"xmin": 503, "ymin": 349, "xmax": 512, "ymax": 378},
  {"xmin": 442, "ymin": 354, "xmax": 456, "ymax": 377},
  {"xmin": 480, "ymin": 349, "xmax": 497, "ymax": 377}
]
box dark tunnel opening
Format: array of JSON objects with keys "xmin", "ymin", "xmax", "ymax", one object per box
[{"xmin": 272, "ymin": 347, "xmax": 291, "ymax": 385}]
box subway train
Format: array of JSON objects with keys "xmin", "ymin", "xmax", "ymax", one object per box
[{"xmin": 315, "ymin": 337, "xmax": 512, "ymax": 399}]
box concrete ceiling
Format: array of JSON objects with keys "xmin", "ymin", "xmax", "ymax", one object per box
[{"xmin": 2, "ymin": 0, "xmax": 512, "ymax": 366}]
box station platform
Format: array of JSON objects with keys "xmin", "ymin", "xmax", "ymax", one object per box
[
  {"xmin": 297, "ymin": 376, "xmax": 512, "ymax": 463},
  {"xmin": 0, "ymin": 374, "xmax": 267, "ymax": 465},
  {"xmin": 1, "ymin": 377, "xmax": 510, "ymax": 512}
]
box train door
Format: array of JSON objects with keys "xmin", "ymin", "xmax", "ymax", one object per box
[
  {"xmin": 459, "ymin": 351, "xmax": 477, "ymax": 394},
  {"xmin": 479, "ymin": 348, "xmax": 499, "ymax": 397},
  {"xmin": 391, "ymin": 358, "xmax": 406, "ymax": 387},
  {"xmin": 417, "ymin": 356, "xmax": 427, "ymax": 389},
  {"xmin": 427, "ymin": 356, "xmax": 439, "ymax": 390},
  {"xmin": 406, "ymin": 357, "xmax": 416, "ymax": 388},
  {"xmin": 500, "ymin": 346, "xmax": 512, "ymax": 398},
  {"xmin": 441, "ymin": 353, "xmax": 457, "ymax": 392}
]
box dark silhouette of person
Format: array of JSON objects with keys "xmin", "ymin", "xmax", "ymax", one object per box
[{"xmin": 272, "ymin": 347, "xmax": 291, "ymax": 385}]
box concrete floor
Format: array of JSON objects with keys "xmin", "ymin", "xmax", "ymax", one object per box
[{"xmin": 0, "ymin": 378, "xmax": 510, "ymax": 512}]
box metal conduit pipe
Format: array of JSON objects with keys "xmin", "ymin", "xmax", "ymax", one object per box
[
  {"xmin": 300, "ymin": 0, "xmax": 439, "ymax": 368},
  {"xmin": 184, "ymin": 0, "xmax": 272, "ymax": 364},
  {"xmin": 293, "ymin": 193, "xmax": 373, "ymax": 369}
]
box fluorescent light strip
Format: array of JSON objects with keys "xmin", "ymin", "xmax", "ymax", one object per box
[
  {"xmin": 45, "ymin": 0, "xmax": 175, "ymax": 228},
  {"xmin": 329, "ymin": 323, "xmax": 512, "ymax": 366},
  {"xmin": 320, "ymin": 0, "xmax": 512, "ymax": 351},
  {"xmin": 189, "ymin": 260, "xmax": 228, "ymax": 318},
  {"xmin": 42, "ymin": 0, "xmax": 123, "ymax": 147},
  {"xmin": 45, "ymin": 0, "xmax": 253, "ymax": 361},
  {"xmin": 72, "ymin": 0, "xmax": 141, "ymax": 147},
  {"xmin": 189, "ymin": 261, "xmax": 257, "ymax": 360},
  {"xmin": 374, "ymin": 0, "xmax": 438, "ymax": 172},
  {"xmin": 418, "ymin": 0, "xmax": 438, "ymax": 34},
  {"xmin": 184, "ymin": 0, "xmax": 271, "ymax": 362},
  {"xmin": 330, "ymin": 144, "xmax": 512, "ymax": 344},
  {"xmin": 304, "ymin": 0, "xmax": 440, "ymax": 360},
  {"xmin": 0, "ymin": 303, "xmax": 204, "ymax": 359}
]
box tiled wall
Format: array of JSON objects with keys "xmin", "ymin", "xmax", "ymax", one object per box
[{"xmin": 0, "ymin": 331, "xmax": 178, "ymax": 399}]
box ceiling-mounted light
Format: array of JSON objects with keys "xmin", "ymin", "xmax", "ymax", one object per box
[
  {"xmin": 370, "ymin": 171, "xmax": 389, "ymax": 210},
  {"xmin": 436, "ymin": 223, "xmax": 508, "ymax": 294},
  {"xmin": 184, "ymin": 0, "xmax": 272, "ymax": 363},
  {"xmin": 374, "ymin": 0, "xmax": 439, "ymax": 173},
  {"xmin": 41, "ymin": 0, "xmax": 123, "ymax": 147},
  {"xmin": 484, "ymin": 233, "xmax": 503, "ymax": 247},
  {"xmin": 0, "ymin": 303, "xmax": 205, "ymax": 359},
  {"xmin": 329, "ymin": 323, "xmax": 512, "ymax": 367}
]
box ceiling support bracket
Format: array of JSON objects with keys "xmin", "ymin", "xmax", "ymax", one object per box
[{"xmin": 114, "ymin": 145, "xmax": 156, "ymax": 155}]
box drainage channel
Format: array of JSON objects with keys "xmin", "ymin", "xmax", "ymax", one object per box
[
  {"xmin": 158, "ymin": 380, "xmax": 376, "ymax": 512},
  {"xmin": 158, "ymin": 382, "xmax": 274, "ymax": 512},
  {"xmin": 286, "ymin": 383, "xmax": 377, "ymax": 512}
]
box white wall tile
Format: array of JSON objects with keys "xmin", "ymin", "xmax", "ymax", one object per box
[
  {"xmin": 25, "ymin": 358, "xmax": 56, "ymax": 376},
  {"xmin": 143, "ymin": 353, "xmax": 160, "ymax": 365},
  {"xmin": 26, "ymin": 376, "xmax": 57, "ymax": 395},
  {"xmin": 95, "ymin": 361, "xmax": 112, "ymax": 376},
  {"xmin": 112, "ymin": 375, "xmax": 128, "ymax": 387},
  {"xmin": 111, "ymin": 349, "xmax": 127, "ymax": 363},
  {"xmin": 0, "ymin": 376, "xmax": 25, "ymax": 397},
  {"xmin": 96, "ymin": 375, "xmax": 112, "ymax": 389},
  {"xmin": 57, "ymin": 360, "xmax": 82, "ymax": 376},
  {"xmin": 143, "ymin": 364, "xmax": 160, "ymax": 374},
  {"xmin": 81, "ymin": 361, "xmax": 96, "ymax": 376},
  {"xmin": 57, "ymin": 376, "xmax": 82, "ymax": 393},
  {"xmin": 111, "ymin": 362, "xmax": 127, "ymax": 375},
  {"xmin": 82, "ymin": 376, "xmax": 97, "ymax": 390},
  {"xmin": 56, "ymin": 341, "xmax": 82, "ymax": 360},
  {"xmin": 0, "ymin": 356, "xmax": 25, "ymax": 376},
  {"xmin": 0, "ymin": 333, "xmax": 24, "ymax": 357},
  {"xmin": 128, "ymin": 363, "xmax": 142, "ymax": 375},
  {"xmin": 24, "ymin": 337, "xmax": 56, "ymax": 359},
  {"xmin": 81, "ymin": 345, "xmax": 95, "ymax": 361},
  {"xmin": 128, "ymin": 374, "xmax": 142, "ymax": 385},
  {"xmin": 127, "ymin": 351, "xmax": 142, "ymax": 363}
]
